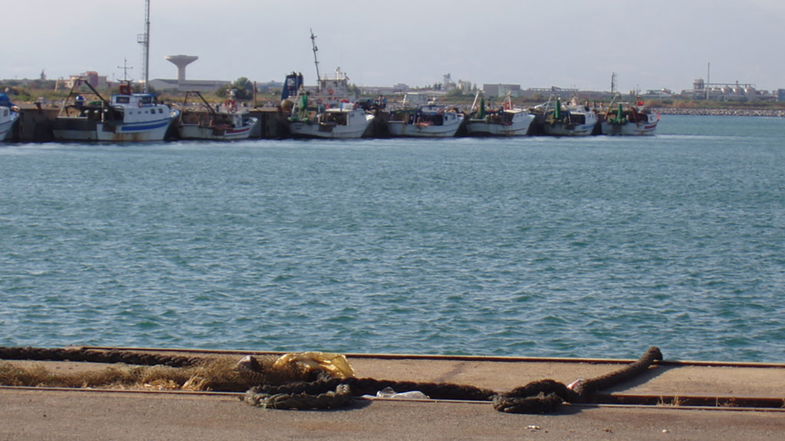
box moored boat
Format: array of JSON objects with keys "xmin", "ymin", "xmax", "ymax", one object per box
[
  {"xmin": 289, "ymin": 100, "xmax": 374, "ymax": 139},
  {"xmin": 466, "ymin": 93, "xmax": 534, "ymax": 136},
  {"xmin": 387, "ymin": 104, "xmax": 464, "ymax": 138},
  {"xmin": 176, "ymin": 91, "xmax": 257, "ymax": 141},
  {"xmin": 0, "ymin": 93, "xmax": 19, "ymax": 141},
  {"xmin": 53, "ymin": 82, "xmax": 177, "ymax": 142},
  {"xmin": 282, "ymin": 68, "xmax": 374, "ymax": 139},
  {"xmin": 600, "ymin": 99, "xmax": 659, "ymax": 136},
  {"xmin": 536, "ymin": 97, "xmax": 597, "ymax": 136}
]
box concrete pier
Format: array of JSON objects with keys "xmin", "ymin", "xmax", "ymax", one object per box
[
  {"xmin": 1, "ymin": 348, "xmax": 783, "ymax": 440},
  {"xmin": 12, "ymin": 106, "xmax": 58, "ymax": 142}
]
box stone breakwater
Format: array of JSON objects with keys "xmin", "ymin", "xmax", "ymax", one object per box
[{"xmin": 652, "ymin": 107, "xmax": 785, "ymax": 117}]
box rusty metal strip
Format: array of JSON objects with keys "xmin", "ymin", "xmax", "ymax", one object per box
[
  {"xmin": 77, "ymin": 346, "xmax": 785, "ymax": 368},
  {"xmin": 2, "ymin": 385, "xmax": 784, "ymax": 412},
  {"xmin": 596, "ymin": 393, "xmax": 785, "ymax": 409}
]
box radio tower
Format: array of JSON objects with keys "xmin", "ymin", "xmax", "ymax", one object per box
[{"xmin": 137, "ymin": 0, "xmax": 151, "ymax": 92}]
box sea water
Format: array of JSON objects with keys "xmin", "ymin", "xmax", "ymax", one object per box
[{"xmin": 1, "ymin": 115, "xmax": 784, "ymax": 362}]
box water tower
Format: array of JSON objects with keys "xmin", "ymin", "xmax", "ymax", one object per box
[{"xmin": 165, "ymin": 55, "xmax": 198, "ymax": 82}]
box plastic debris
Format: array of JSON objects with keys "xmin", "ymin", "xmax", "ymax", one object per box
[
  {"xmin": 272, "ymin": 352, "xmax": 356, "ymax": 379},
  {"xmin": 375, "ymin": 386, "xmax": 430, "ymax": 400},
  {"xmin": 566, "ymin": 378, "xmax": 585, "ymax": 391}
]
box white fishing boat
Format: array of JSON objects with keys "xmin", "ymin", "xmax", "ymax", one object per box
[
  {"xmin": 289, "ymin": 100, "xmax": 373, "ymax": 139},
  {"xmin": 537, "ymin": 97, "xmax": 597, "ymax": 136},
  {"xmin": 600, "ymin": 100, "xmax": 659, "ymax": 136},
  {"xmin": 177, "ymin": 92, "xmax": 257, "ymax": 141},
  {"xmin": 53, "ymin": 82, "xmax": 177, "ymax": 142},
  {"xmin": 0, "ymin": 94, "xmax": 19, "ymax": 141},
  {"xmin": 466, "ymin": 93, "xmax": 533, "ymax": 136},
  {"xmin": 387, "ymin": 104, "xmax": 464, "ymax": 138},
  {"xmin": 282, "ymin": 35, "xmax": 374, "ymax": 139}
]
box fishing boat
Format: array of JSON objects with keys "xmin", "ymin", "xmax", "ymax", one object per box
[
  {"xmin": 0, "ymin": 93, "xmax": 19, "ymax": 141},
  {"xmin": 600, "ymin": 99, "xmax": 659, "ymax": 136},
  {"xmin": 466, "ymin": 93, "xmax": 534, "ymax": 136},
  {"xmin": 282, "ymin": 67, "xmax": 374, "ymax": 139},
  {"xmin": 288, "ymin": 98, "xmax": 374, "ymax": 139},
  {"xmin": 52, "ymin": 82, "xmax": 177, "ymax": 142},
  {"xmin": 387, "ymin": 104, "xmax": 464, "ymax": 138},
  {"xmin": 536, "ymin": 97, "xmax": 597, "ymax": 136},
  {"xmin": 176, "ymin": 91, "xmax": 257, "ymax": 141}
]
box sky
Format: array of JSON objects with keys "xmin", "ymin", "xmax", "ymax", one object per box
[{"xmin": 4, "ymin": 0, "xmax": 785, "ymax": 92}]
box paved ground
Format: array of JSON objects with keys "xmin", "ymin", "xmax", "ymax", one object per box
[
  {"xmin": 2, "ymin": 349, "xmax": 784, "ymax": 440},
  {"xmin": 2, "ymin": 389, "xmax": 784, "ymax": 441}
]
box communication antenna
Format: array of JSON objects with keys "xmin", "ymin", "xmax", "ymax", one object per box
[
  {"xmin": 310, "ymin": 28, "xmax": 321, "ymax": 92},
  {"xmin": 706, "ymin": 62, "xmax": 711, "ymax": 100},
  {"xmin": 137, "ymin": 0, "xmax": 151, "ymax": 92}
]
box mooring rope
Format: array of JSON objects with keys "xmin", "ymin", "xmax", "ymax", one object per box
[
  {"xmin": 244, "ymin": 347, "xmax": 663, "ymax": 413},
  {"xmin": 492, "ymin": 346, "xmax": 663, "ymax": 413},
  {"xmin": 0, "ymin": 346, "xmax": 205, "ymax": 368},
  {"xmin": 0, "ymin": 345, "xmax": 663, "ymax": 414},
  {"xmin": 245, "ymin": 376, "xmax": 497, "ymax": 409}
]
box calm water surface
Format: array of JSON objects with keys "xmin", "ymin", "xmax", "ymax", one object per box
[{"xmin": 1, "ymin": 115, "xmax": 784, "ymax": 362}]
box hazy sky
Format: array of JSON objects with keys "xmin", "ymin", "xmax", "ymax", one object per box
[{"xmin": 4, "ymin": 0, "xmax": 785, "ymax": 92}]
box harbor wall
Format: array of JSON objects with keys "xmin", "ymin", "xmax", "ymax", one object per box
[
  {"xmin": 14, "ymin": 107, "xmax": 58, "ymax": 142},
  {"xmin": 10, "ymin": 107, "xmax": 291, "ymax": 142}
]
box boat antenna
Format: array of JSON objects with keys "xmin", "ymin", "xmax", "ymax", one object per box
[
  {"xmin": 117, "ymin": 58, "xmax": 133, "ymax": 83},
  {"xmin": 137, "ymin": 0, "xmax": 151, "ymax": 92},
  {"xmin": 310, "ymin": 28, "xmax": 321, "ymax": 92}
]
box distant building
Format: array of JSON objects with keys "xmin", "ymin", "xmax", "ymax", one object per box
[
  {"xmin": 687, "ymin": 78, "xmax": 767, "ymax": 101},
  {"xmin": 482, "ymin": 83, "xmax": 522, "ymax": 98},
  {"xmin": 442, "ymin": 73, "xmax": 456, "ymax": 91},
  {"xmin": 148, "ymin": 78, "xmax": 230, "ymax": 92},
  {"xmin": 778, "ymin": 89, "xmax": 785, "ymax": 102},
  {"xmin": 62, "ymin": 71, "xmax": 109, "ymax": 89},
  {"xmin": 402, "ymin": 92, "xmax": 445, "ymax": 105},
  {"xmin": 457, "ymin": 80, "xmax": 474, "ymax": 93}
]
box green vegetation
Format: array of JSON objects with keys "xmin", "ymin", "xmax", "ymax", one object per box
[
  {"xmin": 217, "ymin": 77, "xmax": 254, "ymax": 100},
  {"xmin": 2, "ymin": 78, "xmax": 784, "ymax": 112}
]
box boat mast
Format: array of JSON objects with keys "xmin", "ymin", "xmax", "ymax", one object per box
[
  {"xmin": 610, "ymin": 72, "xmax": 617, "ymax": 95},
  {"xmin": 310, "ymin": 29, "xmax": 321, "ymax": 92},
  {"xmin": 117, "ymin": 58, "xmax": 133, "ymax": 83},
  {"xmin": 137, "ymin": 0, "xmax": 151, "ymax": 92}
]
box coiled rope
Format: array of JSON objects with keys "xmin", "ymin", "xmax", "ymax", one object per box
[
  {"xmin": 245, "ymin": 347, "xmax": 663, "ymax": 413},
  {"xmin": 0, "ymin": 345, "xmax": 663, "ymax": 414}
]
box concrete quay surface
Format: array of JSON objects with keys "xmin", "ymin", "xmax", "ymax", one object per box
[{"xmin": 2, "ymin": 349, "xmax": 784, "ymax": 440}]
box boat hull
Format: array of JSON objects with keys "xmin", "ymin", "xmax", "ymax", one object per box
[
  {"xmin": 53, "ymin": 117, "xmax": 174, "ymax": 142},
  {"xmin": 289, "ymin": 114, "xmax": 373, "ymax": 139},
  {"xmin": 178, "ymin": 118, "xmax": 257, "ymax": 141},
  {"xmin": 467, "ymin": 114, "xmax": 534, "ymax": 136},
  {"xmin": 601, "ymin": 120, "xmax": 658, "ymax": 136},
  {"xmin": 0, "ymin": 111, "xmax": 18, "ymax": 140},
  {"xmin": 387, "ymin": 116, "xmax": 464, "ymax": 138},
  {"xmin": 541, "ymin": 122, "xmax": 596, "ymax": 136}
]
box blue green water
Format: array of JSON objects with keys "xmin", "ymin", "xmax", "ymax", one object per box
[{"xmin": 2, "ymin": 115, "xmax": 784, "ymax": 362}]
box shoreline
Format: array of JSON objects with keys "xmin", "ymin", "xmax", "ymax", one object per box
[{"xmin": 652, "ymin": 107, "xmax": 785, "ymax": 117}]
